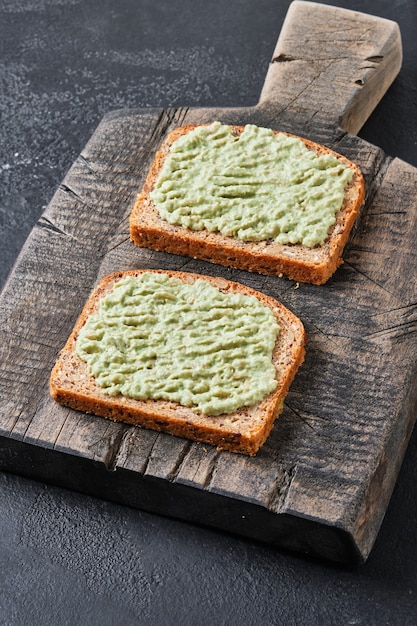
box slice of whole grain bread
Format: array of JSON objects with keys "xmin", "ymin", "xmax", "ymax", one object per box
[
  {"xmin": 50, "ymin": 269, "xmax": 306, "ymax": 455},
  {"xmin": 130, "ymin": 124, "xmax": 365, "ymax": 285}
]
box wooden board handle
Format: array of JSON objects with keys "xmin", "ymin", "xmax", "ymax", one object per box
[{"xmin": 259, "ymin": 1, "xmax": 402, "ymax": 134}]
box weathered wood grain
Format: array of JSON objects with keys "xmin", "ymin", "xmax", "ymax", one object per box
[
  {"xmin": 259, "ymin": 0, "xmax": 402, "ymax": 135},
  {"xmin": 0, "ymin": 2, "xmax": 415, "ymax": 564}
]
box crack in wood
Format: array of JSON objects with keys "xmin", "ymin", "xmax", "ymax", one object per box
[
  {"xmin": 140, "ymin": 433, "xmax": 194, "ymax": 481},
  {"xmin": 86, "ymin": 424, "xmax": 128, "ymax": 469},
  {"xmin": 108, "ymin": 427, "xmax": 135, "ymax": 472},
  {"xmin": 200, "ymin": 450, "xmax": 222, "ymax": 490},
  {"xmin": 116, "ymin": 213, "xmax": 130, "ymax": 228},
  {"xmin": 50, "ymin": 407, "xmax": 73, "ymax": 451},
  {"xmin": 140, "ymin": 435, "xmax": 161, "ymax": 478},
  {"xmin": 286, "ymin": 403, "xmax": 330, "ymax": 435},
  {"xmin": 77, "ymin": 154, "xmax": 98, "ymax": 175},
  {"xmin": 365, "ymin": 55, "xmax": 384, "ymax": 63},
  {"xmin": 6, "ymin": 408, "xmax": 25, "ymax": 439},
  {"xmin": 149, "ymin": 107, "xmax": 189, "ymax": 146},
  {"xmin": 366, "ymin": 210, "xmax": 408, "ymax": 217},
  {"xmin": 327, "ymin": 147, "xmax": 388, "ymax": 225},
  {"xmin": 359, "ymin": 65, "xmax": 380, "ymax": 71},
  {"xmin": 271, "ymin": 53, "xmax": 297, "ymax": 63},
  {"xmin": 342, "ymin": 260, "xmax": 402, "ymax": 302},
  {"xmin": 102, "ymin": 235, "xmax": 131, "ymax": 257},
  {"xmin": 365, "ymin": 320, "xmax": 417, "ymax": 342},
  {"xmin": 167, "ymin": 440, "xmax": 194, "ymax": 482},
  {"xmin": 266, "ymin": 463, "xmax": 297, "ymax": 514},
  {"xmin": 59, "ymin": 183, "xmax": 88, "ymax": 206},
  {"xmin": 301, "ymin": 319, "xmax": 346, "ymax": 349},
  {"xmin": 37, "ymin": 216, "xmax": 76, "ymax": 240},
  {"xmin": 347, "ymin": 244, "xmax": 388, "ymax": 260},
  {"xmin": 370, "ymin": 302, "xmax": 417, "ymax": 320}
]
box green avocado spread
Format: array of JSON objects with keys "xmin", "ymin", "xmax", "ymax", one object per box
[
  {"xmin": 150, "ymin": 122, "xmax": 354, "ymax": 248},
  {"xmin": 76, "ymin": 273, "xmax": 280, "ymax": 416}
]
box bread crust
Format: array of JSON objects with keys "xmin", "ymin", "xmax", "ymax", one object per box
[
  {"xmin": 50, "ymin": 269, "xmax": 306, "ymax": 455},
  {"xmin": 130, "ymin": 125, "xmax": 365, "ymax": 285}
]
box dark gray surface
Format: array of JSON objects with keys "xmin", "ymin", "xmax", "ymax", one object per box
[{"xmin": 1, "ymin": 0, "xmax": 416, "ymax": 623}]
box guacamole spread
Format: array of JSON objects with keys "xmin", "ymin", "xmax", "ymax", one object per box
[
  {"xmin": 76, "ymin": 273, "xmax": 280, "ymax": 416},
  {"xmin": 150, "ymin": 122, "xmax": 354, "ymax": 248}
]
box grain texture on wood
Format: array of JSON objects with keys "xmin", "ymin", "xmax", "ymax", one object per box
[
  {"xmin": 0, "ymin": 2, "xmax": 415, "ymax": 564},
  {"xmin": 259, "ymin": 1, "xmax": 402, "ymax": 135}
]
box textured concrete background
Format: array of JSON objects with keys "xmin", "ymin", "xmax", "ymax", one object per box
[{"xmin": 1, "ymin": 0, "xmax": 417, "ymax": 624}]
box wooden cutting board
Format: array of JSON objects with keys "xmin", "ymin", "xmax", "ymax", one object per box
[{"xmin": 1, "ymin": 1, "xmax": 416, "ymax": 564}]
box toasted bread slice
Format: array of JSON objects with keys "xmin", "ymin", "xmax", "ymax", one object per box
[
  {"xmin": 130, "ymin": 124, "xmax": 365, "ymax": 285},
  {"xmin": 50, "ymin": 269, "xmax": 306, "ymax": 455}
]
